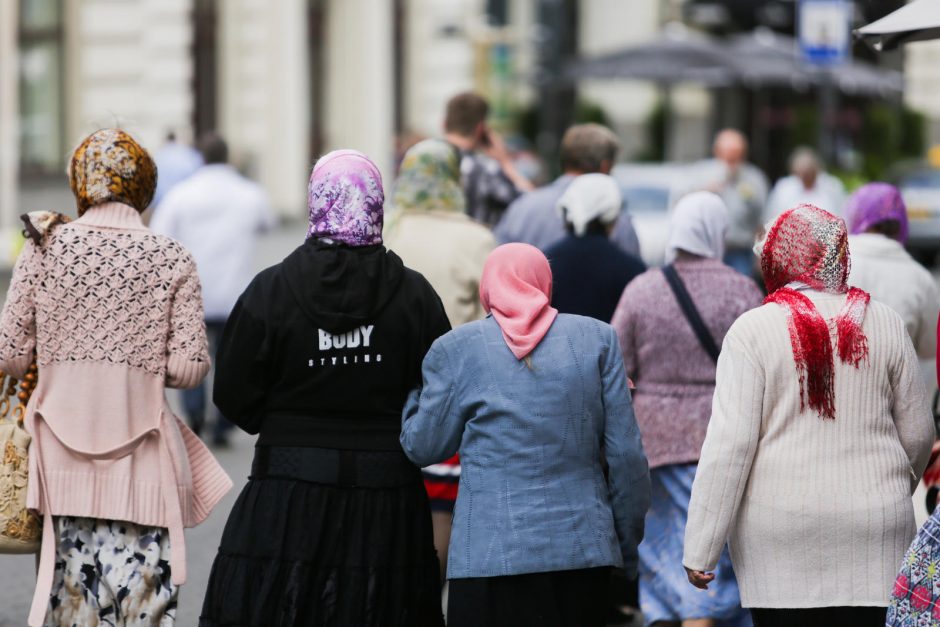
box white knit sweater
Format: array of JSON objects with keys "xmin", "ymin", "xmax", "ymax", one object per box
[{"xmin": 684, "ymin": 292, "xmax": 935, "ymax": 608}]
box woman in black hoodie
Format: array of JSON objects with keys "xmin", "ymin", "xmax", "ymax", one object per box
[{"xmin": 200, "ymin": 150, "xmax": 450, "ymax": 627}]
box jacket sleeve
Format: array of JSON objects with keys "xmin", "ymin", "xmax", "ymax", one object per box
[
  {"xmin": 212, "ymin": 288, "xmax": 269, "ymax": 435},
  {"xmin": 599, "ymin": 325, "xmax": 650, "ymax": 578},
  {"xmin": 165, "ymin": 256, "xmax": 211, "ymax": 389},
  {"xmin": 891, "ymin": 326, "xmax": 935, "ymax": 490},
  {"xmin": 0, "ymin": 242, "xmax": 41, "ymax": 378},
  {"xmin": 400, "ymin": 338, "xmax": 466, "ymax": 467},
  {"xmin": 683, "ymin": 331, "xmax": 763, "ymax": 572},
  {"xmin": 914, "ymin": 280, "xmax": 939, "ymax": 360}
]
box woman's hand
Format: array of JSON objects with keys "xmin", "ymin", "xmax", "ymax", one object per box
[{"xmin": 685, "ymin": 567, "xmax": 715, "ymax": 590}]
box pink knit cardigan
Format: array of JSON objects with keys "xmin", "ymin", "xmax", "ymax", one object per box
[{"xmin": 0, "ymin": 203, "xmax": 232, "ymax": 626}]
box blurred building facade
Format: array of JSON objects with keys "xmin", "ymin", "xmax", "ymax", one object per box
[{"xmin": 1, "ymin": 0, "xmax": 939, "ymax": 264}]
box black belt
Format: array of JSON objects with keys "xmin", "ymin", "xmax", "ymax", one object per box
[
  {"xmin": 257, "ymin": 414, "xmax": 403, "ymax": 451},
  {"xmin": 251, "ymin": 445, "xmax": 422, "ymax": 488}
]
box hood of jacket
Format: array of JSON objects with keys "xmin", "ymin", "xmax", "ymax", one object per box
[{"xmin": 281, "ymin": 239, "xmax": 405, "ymax": 333}]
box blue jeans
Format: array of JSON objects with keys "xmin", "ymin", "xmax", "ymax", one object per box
[
  {"xmin": 724, "ymin": 248, "xmax": 756, "ymax": 277},
  {"xmin": 182, "ymin": 319, "xmax": 232, "ymax": 441}
]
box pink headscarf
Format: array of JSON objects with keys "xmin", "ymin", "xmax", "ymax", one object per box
[{"xmin": 479, "ymin": 244, "xmax": 558, "ymax": 360}]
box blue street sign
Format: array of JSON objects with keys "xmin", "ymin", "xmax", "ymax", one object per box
[{"xmin": 799, "ymin": 0, "xmax": 852, "ymax": 66}]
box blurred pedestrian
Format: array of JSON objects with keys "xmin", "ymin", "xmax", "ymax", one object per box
[
  {"xmin": 150, "ymin": 130, "xmax": 203, "ymax": 209},
  {"xmin": 683, "ymin": 204, "xmax": 934, "ymax": 627},
  {"xmin": 384, "ymin": 137, "xmax": 495, "ymax": 581},
  {"xmin": 443, "ymin": 92, "xmax": 534, "ymax": 227},
  {"xmin": 844, "ymin": 183, "xmax": 938, "ymax": 360},
  {"xmin": 611, "ymin": 192, "xmax": 761, "ymax": 627},
  {"xmin": 495, "ymin": 123, "xmax": 641, "ymax": 258},
  {"xmin": 696, "ymin": 129, "xmax": 768, "ymax": 275},
  {"xmin": 0, "ymin": 129, "xmax": 231, "ymax": 626},
  {"xmin": 386, "ymin": 138, "xmax": 495, "ymax": 327},
  {"xmin": 200, "ymin": 150, "xmax": 449, "ymax": 627},
  {"xmin": 401, "ymin": 243, "xmax": 650, "ymax": 627},
  {"xmin": 765, "ymin": 147, "xmax": 846, "ymax": 221},
  {"xmin": 546, "ymin": 173, "xmax": 646, "ymax": 322},
  {"xmin": 150, "ymin": 132, "xmax": 275, "ymax": 446}
]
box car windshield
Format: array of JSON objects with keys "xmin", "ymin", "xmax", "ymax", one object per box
[
  {"xmin": 623, "ymin": 186, "xmax": 669, "ymax": 213},
  {"xmin": 901, "ymin": 169, "xmax": 940, "ymax": 189}
]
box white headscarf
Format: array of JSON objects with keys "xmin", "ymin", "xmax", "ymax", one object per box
[
  {"xmin": 665, "ymin": 191, "xmax": 729, "ymax": 262},
  {"xmin": 556, "ymin": 173, "xmax": 622, "ymax": 236}
]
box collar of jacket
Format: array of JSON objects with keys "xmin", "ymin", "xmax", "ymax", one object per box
[{"xmin": 74, "ymin": 202, "xmax": 147, "ymax": 231}]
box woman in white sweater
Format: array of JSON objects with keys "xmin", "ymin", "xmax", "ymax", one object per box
[
  {"xmin": 844, "ymin": 182, "xmax": 938, "ymax": 360},
  {"xmin": 683, "ymin": 204, "xmax": 934, "ymax": 627}
]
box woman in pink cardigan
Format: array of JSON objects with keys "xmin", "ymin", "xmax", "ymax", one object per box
[{"xmin": 0, "ymin": 129, "xmax": 232, "ymax": 626}]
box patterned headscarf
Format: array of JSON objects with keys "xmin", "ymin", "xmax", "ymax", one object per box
[
  {"xmin": 307, "ymin": 149, "xmax": 385, "ymax": 246},
  {"xmin": 761, "ymin": 204, "xmax": 870, "ymax": 420},
  {"xmin": 392, "ymin": 139, "xmax": 465, "ymax": 213},
  {"xmin": 843, "ymin": 182, "xmax": 908, "ymax": 244},
  {"xmin": 68, "ymin": 129, "xmax": 157, "ymax": 215}
]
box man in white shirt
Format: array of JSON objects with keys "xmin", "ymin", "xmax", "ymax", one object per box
[
  {"xmin": 693, "ymin": 129, "xmax": 769, "ymax": 276},
  {"xmin": 766, "ymin": 147, "xmax": 847, "ymax": 222},
  {"xmin": 150, "ymin": 133, "xmax": 276, "ymax": 445}
]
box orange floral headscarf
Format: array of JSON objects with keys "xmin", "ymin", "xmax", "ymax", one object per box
[{"xmin": 68, "ymin": 129, "xmax": 157, "ymax": 215}]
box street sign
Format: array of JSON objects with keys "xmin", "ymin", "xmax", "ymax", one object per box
[{"xmin": 799, "ymin": 0, "xmax": 851, "ymax": 65}]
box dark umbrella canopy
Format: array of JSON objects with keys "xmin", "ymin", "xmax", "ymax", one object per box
[
  {"xmin": 565, "ymin": 23, "xmax": 735, "ymax": 86},
  {"xmin": 727, "ymin": 29, "xmax": 903, "ymax": 96},
  {"xmin": 567, "ymin": 25, "xmax": 902, "ymax": 96}
]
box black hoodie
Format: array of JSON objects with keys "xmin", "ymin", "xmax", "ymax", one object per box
[{"xmin": 213, "ymin": 239, "xmax": 451, "ymax": 451}]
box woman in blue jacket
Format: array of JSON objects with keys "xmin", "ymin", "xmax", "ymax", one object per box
[{"xmin": 401, "ymin": 243, "xmax": 651, "ymax": 627}]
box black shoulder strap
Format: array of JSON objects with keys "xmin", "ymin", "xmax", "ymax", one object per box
[{"xmin": 662, "ymin": 265, "xmax": 720, "ymax": 363}]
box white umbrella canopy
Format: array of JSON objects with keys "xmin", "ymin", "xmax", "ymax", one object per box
[{"xmin": 856, "ymin": 0, "xmax": 940, "ymax": 50}]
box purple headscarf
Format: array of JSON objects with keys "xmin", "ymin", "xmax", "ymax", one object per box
[
  {"xmin": 843, "ymin": 182, "xmax": 908, "ymax": 244},
  {"xmin": 307, "ymin": 149, "xmax": 384, "ymax": 246}
]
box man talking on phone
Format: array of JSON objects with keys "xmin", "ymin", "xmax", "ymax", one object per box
[{"xmin": 443, "ymin": 92, "xmax": 534, "ymax": 227}]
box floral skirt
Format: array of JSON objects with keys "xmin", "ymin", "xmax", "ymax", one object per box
[
  {"xmin": 44, "ymin": 516, "xmax": 177, "ymax": 627},
  {"xmin": 888, "ymin": 508, "xmax": 940, "ymax": 625},
  {"xmin": 639, "ymin": 463, "xmax": 751, "ymax": 626}
]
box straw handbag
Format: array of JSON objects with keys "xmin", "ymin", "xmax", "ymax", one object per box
[{"xmin": 0, "ymin": 363, "xmax": 41, "ymax": 553}]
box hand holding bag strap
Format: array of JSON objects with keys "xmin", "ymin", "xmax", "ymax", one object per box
[{"xmin": 662, "ymin": 265, "xmax": 720, "ymax": 363}]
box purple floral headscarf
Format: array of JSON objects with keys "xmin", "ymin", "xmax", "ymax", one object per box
[
  {"xmin": 843, "ymin": 182, "xmax": 908, "ymax": 244},
  {"xmin": 307, "ymin": 149, "xmax": 384, "ymax": 246}
]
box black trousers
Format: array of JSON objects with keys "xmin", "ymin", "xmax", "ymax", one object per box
[
  {"xmin": 447, "ymin": 567, "xmax": 609, "ymax": 627},
  {"xmin": 750, "ymin": 606, "xmax": 887, "ymax": 627}
]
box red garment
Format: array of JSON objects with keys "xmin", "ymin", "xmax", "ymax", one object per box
[
  {"xmin": 479, "ymin": 244, "xmax": 558, "ymax": 360},
  {"xmin": 761, "ymin": 204, "xmax": 871, "ymax": 420},
  {"xmin": 422, "ymin": 454, "xmax": 460, "ymax": 510}
]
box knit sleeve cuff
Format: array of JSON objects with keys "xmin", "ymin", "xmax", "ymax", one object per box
[
  {"xmin": 166, "ymin": 354, "xmax": 210, "ymax": 390},
  {"xmin": 0, "ymin": 353, "xmax": 33, "ymax": 381}
]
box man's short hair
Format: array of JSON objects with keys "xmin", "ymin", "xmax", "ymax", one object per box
[
  {"xmin": 198, "ymin": 132, "xmax": 228, "ymax": 165},
  {"xmin": 558, "ymin": 124, "xmax": 621, "ymax": 173},
  {"xmin": 444, "ymin": 92, "xmax": 489, "ymax": 137}
]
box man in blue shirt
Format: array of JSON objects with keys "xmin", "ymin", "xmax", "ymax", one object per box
[{"xmin": 495, "ymin": 123, "xmax": 640, "ymax": 258}]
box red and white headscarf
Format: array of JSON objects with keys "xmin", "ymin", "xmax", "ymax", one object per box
[{"xmin": 760, "ymin": 204, "xmax": 870, "ymax": 420}]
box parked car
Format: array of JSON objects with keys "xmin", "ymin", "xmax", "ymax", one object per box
[
  {"xmin": 897, "ymin": 166, "xmax": 940, "ymax": 265},
  {"xmin": 611, "ymin": 163, "xmax": 689, "ymax": 267}
]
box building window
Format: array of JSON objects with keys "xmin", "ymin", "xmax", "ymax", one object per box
[
  {"xmin": 18, "ymin": 0, "xmax": 64, "ymax": 175},
  {"xmin": 192, "ymin": 0, "xmax": 218, "ymax": 138}
]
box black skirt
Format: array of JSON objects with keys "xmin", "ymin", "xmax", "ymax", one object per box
[
  {"xmin": 199, "ymin": 446, "xmax": 444, "ymax": 627},
  {"xmin": 447, "ymin": 567, "xmax": 611, "ymax": 627},
  {"xmin": 750, "ymin": 606, "xmax": 887, "ymax": 627}
]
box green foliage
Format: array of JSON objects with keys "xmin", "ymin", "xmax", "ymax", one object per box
[{"xmin": 636, "ymin": 99, "xmax": 666, "ymax": 162}]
